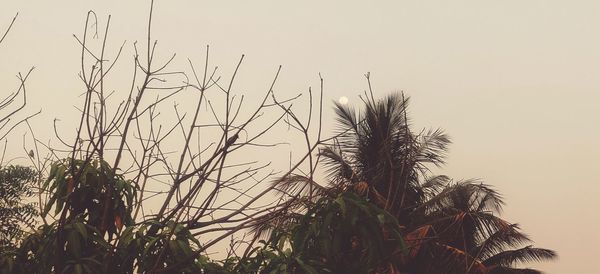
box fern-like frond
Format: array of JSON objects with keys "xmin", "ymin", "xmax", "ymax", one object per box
[
  {"xmin": 472, "ymin": 223, "xmax": 531, "ymax": 261},
  {"xmin": 271, "ymin": 174, "xmax": 331, "ymax": 199},
  {"xmin": 483, "ymin": 246, "xmax": 557, "ymax": 267},
  {"xmin": 487, "ymin": 265, "xmax": 545, "ymax": 274},
  {"xmin": 319, "ymin": 146, "xmax": 357, "ymax": 186}
]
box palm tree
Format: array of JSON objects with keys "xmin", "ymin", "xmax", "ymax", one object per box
[
  {"xmin": 259, "ymin": 92, "xmax": 556, "ymax": 273},
  {"xmin": 323, "ymin": 93, "xmax": 556, "ymax": 273},
  {"xmin": 319, "ymin": 92, "xmax": 450, "ymax": 223},
  {"xmin": 257, "ymin": 92, "xmax": 448, "ymax": 241},
  {"xmin": 405, "ymin": 181, "xmax": 556, "ymax": 273}
]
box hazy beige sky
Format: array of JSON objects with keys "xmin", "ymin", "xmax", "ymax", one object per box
[{"xmin": 2, "ymin": 1, "xmax": 600, "ymax": 272}]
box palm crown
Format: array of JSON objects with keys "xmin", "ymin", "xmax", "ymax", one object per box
[{"xmin": 261, "ymin": 92, "xmax": 556, "ymax": 273}]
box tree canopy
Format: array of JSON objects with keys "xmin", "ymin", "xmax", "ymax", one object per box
[
  {"xmin": 0, "ymin": 3, "xmax": 556, "ymax": 273},
  {"xmin": 0, "ymin": 165, "xmax": 38, "ymax": 247}
]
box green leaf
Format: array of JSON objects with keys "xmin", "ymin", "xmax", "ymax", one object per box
[
  {"xmin": 81, "ymin": 257, "xmax": 102, "ymax": 267},
  {"xmin": 118, "ymin": 226, "xmax": 135, "ymax": 247},
  {"xmin": 377, "ymin": 213, "xmax": 386, "ymax": 224},
  {"xmin": 335, "ymin": 196, "xmax": 346, "ymax": 215},
  {"xmin": 55, "ymin": 196, "xmax": 65, "ymax": 215},
  {"xmin": 73, "ymin": 222, "xmax": 88, "ymax": 239},
  {"xmin": 66, "ymin": 231, "xmax": 82, "ymax": 257},
  {"xmin": 188, "ymin": 233, "xmax": 201, "ymax": 247},
  {"xmin": 177, "ymin": 239, "xmax": 192, "ymax": 256},
  {"xmin": 294, "ymin": 257, "xmax": 318, "ymax": 274},
  {"xmin": 82, "ymin": 265, "xmax": 92, "ymax": 274},
  {"xmin": 168, "ymin": 240, "xmax": 179, "ymax": 256},
  {"xmin": 74, "ymin": 264, "xmax": 83, "ymax": 274},
  {"xmin": 43, "ymin": 163, "xmax": 58, "ymax": 190},
  {"xmin": 143, "ymin": 236, "xmax": 161, "ymax": 256},
  {"xmin": 42, "ymin": 195, "xmax": 57, "ymax": 216}
]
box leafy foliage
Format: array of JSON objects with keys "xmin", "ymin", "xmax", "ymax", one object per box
[
  {"xmin": 265, "ymin": 93, "xmax": 556, "ymax": 274},
  {"xmin": 405, "ymin": 181, "xmax": 557, "ymax": 274},
  {"xmin": 288, "ymin": 192, "xmax": 405, "ymax": 273},
  {"xmin": 238, "ymin": 192, "xmax": 406, "ymax": 274},
  {"xmin": 0, "ymin": 159, "xmax": 225, "ymax": 274},
  {"xmin": 328, "ymin": 94, "xmax": 557, "ymax": 274},
  {"xmin": 0, "ymin": 93, "xmax": 557, "ymax": 274},
  {"xmin": 322, "ymin": 93, "xmax": 451, "ymax": 221},
  {"xmin": 42, "ymin": 159, "xmax": 137, "ymax": 236},
  {"xmin": 2, "ymin": 220, "xmax": 109, "ymax": 274},
  {"xmin": 114, "ymin": 220, "xmax": 206, "ymax": 273},
  {"xmin": 0, "ymin": 165, "xmax": 38, "ymax": 247}
]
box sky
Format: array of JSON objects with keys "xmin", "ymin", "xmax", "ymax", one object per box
[{"xmin": 2, "ymin": 1, "xmax": 600, "ymax": 272}]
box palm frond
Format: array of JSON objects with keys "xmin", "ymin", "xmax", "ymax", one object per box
[
  {"xmin": 421, "ymin": 209, "xmax": 510, "ymax": 252},
  {"xmin": 248, "ymin": 199, "xmax": 307, "ymax": 238},
  {"xmin": 414, "ymin": 128, "xmax": 451, "ymax": 168},
  {"xmin": 249, "ymin": 210, "xmax": 304, "ymax": 239},
  {"xmin": 412, "ymin": 242, "xmax": 488, "ymax": 274},
  {"xmin": 472, "ymin": 223, "xmax": 531, "ymax": 260},
  {"xmin": 334, "ymin": 102, "xmax": 359, "ymax": 134},
  {"xmin": 483, "ymin": 246, "xmax": 557, "ymax": 267},
  {"xmin": 319, "ymin": 146, "xmax": 356, "ymax": 186},
  {"xmin": 487, "ymin": 265, "xmax": 545, "ymax": 274},
  {"xmin": 402, "ymin": 225, "xmax": 434, "ymax": 259},
  {"xmin": 418, "ymin": 175, "xmax": 452, "ymax": 199},
  {"xmin": 414, "ymin": 180, "xmax": 504, "ymax": 215},
  {"xmin": 271, "ymin": 174, "xmax": 331, "ymax": 199}
]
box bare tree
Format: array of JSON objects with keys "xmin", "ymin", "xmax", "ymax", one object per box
[
  {"xmin": 0, "ymin": 13, "xmax": 38, "ymax": 165},
  {"xmin": 24, "ymin": 2, "xmax": 333, "ymax": 272}
]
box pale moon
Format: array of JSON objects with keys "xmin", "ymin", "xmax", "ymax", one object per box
[{"xmin": 338, "ymin": 96, "xmax": 349, "ymax": 105}]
